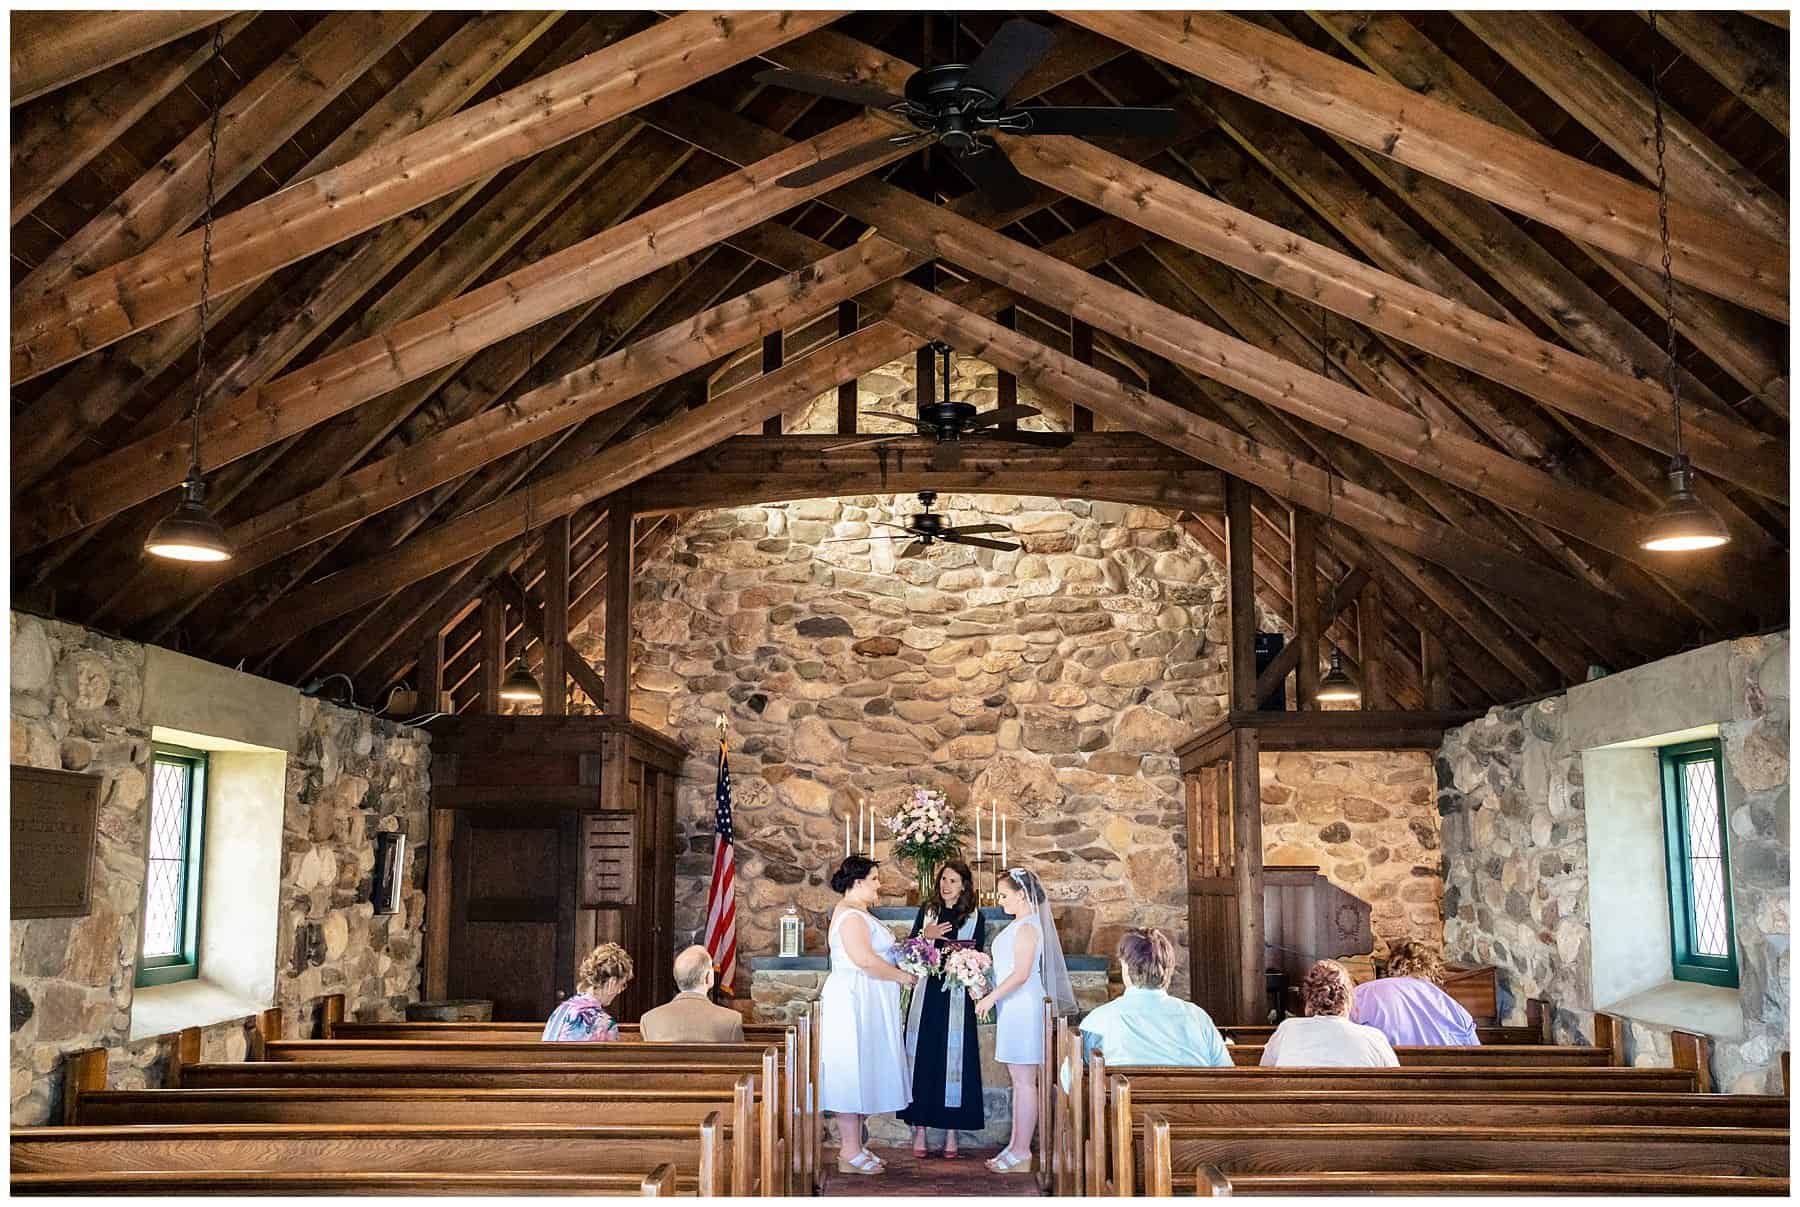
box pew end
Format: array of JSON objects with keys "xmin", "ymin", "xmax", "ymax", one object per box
[
  {"xmin": 1141, "ymin": 1112, "xmax": 1172, "ymax": 1197},
  {"xmin": 1592, "ymin": 1012, "xmax": 1626, "ymax": 1066},
  {"xmin": 59, "ymin": 1049, "xmax": 106, "ymax": 1126},
  {"xmin": 320, "ymin": 993, "xmax": 346, "ymax": 1039},
  {"xmin": 1195, "ymin": 1164, "xmax": 1233, "ymax": 1197},
  {"xmin": 643, "ymin": 1161, "xmax": 677, "ymax": 1197},
  {"xmin": 1526, "ymin": 997, "xmax": 1552, "ymax": 1044},
  {"xmin": 1671, "ymin": 1030, "xmax": 1713, "ymax": 1094},
  {"xmin": 250, "ymin": 1007, "xmax": 284, "ymax": 1060}
]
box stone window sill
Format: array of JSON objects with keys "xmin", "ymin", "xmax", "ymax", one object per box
[
  {"xmin": 1599, "ymin": 979, "xmax": 1744, "ymax": 1040},
  {"xmin": 129, "ymin": 977, "xmax": 268, "ymax": 1042}
]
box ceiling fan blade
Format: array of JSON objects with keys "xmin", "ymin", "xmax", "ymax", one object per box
[
  {"xmin": 943, "ymin": 523, "xmax": 1011, "ymax": 537},
  {"xmin": 857, "ymin": 410, "xmax": 931, "ymax": 428},
  {"xmin": 777, "ymin": 134, "xmax": 929, "ymax": 188},
  {"xmin": 951, "ymin": 144, "xmax": 1038, "ymax": 211},
  {"xmin": 941, "ymin": 534, "xmax": 1020, "ymax": 552},
  {"xmin": 964, "ymin": 18, "xmax": 1058, "ymax": 102},
  {"xmin": 978, "ymin": 428, "xmax": 1075, "ymax": 448},
  {"xmin": 931, "ymin": 440, "xmax": 964, "ymax": 471},
  {"xmin": 820, "ymin": 433, "xmax": 910, "ymax": 453},
  {"xmin": 965, "ymin": 403, "xmax": 1042, "ymax": 429},
  {"xmin": 1009, "ymin": 106, "xmax": 1185, "ymax": 140},
  {"xmin": 752, "ymin": 68, "xmax": 905, "ymax": 110},
  {"xmin": 898, "ymin": 539, "xmax": 929, "ymax": 560}
]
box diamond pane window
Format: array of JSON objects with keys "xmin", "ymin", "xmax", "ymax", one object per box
[
  {"xmin": 137, "ymin": 747, "xmax": 207, "ymax": 987},
  {"xmin": 1659, "ymin": 739, "xmax": 1738, "ymax": 988}
]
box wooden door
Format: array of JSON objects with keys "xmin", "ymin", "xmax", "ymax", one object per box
[
  {"xmin": 1186, "ymin": 760, "xmax": 1242, "ymax": 1022},
  {"xmin": 446, "ymin": 809, "xmax": 580, "ymax": 1021}
]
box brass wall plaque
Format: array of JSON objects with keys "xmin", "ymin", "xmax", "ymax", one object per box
[
  {"xmin": 11, "ymin": 765, "xmax": 102, "ymax": 919},
  {"xmin": 581, "ymin": 811, "xmax": 637, "ymax": 907}
]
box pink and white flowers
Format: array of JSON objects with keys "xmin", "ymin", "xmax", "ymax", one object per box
[
  {"xmin": 884, "ymin": 786, "xmax": 965, "ymax": 874},
  {"xmin": 943, "ymin": 948, "xmax": 994, "ymax": 1016}
]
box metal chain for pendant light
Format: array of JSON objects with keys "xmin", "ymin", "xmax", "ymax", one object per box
[
  {"xmin": 1647, "ymin": 11, "xmax": 1684, "ymax": 464},
  {"xmin": 189, "ymin": 21, "xmax": 225, "ymax": 481}
]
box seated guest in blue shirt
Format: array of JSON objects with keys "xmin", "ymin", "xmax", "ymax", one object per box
[{"xmin": 1079, "ymin": 928, "xmax": 1231, "ymax": 1067}]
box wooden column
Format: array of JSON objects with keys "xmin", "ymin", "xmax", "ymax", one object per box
[
  {"xmin": 835, "ymin": 301, "xmax": 859, "ymax": 433},
  {"xmin": 480, "ymin": 592, "xmax": 505, "ymax": 714},
  {"xmin": 1224, "ymin": 475, "xmax": 1257, "ymax": 711},
  {"xmin": 1070, "ymin": 318, "xmax": 1096, "ymax": 432},
  {"xmin": 1358, "ymin": 577, "xmax": 1391, "ymax": 709},
  {"xmin": 417, "ymin": 627, "xmax": 444, "ymax": 713},
  {"xmin": 603, "ymin": 505, "xmax": 634, "ymax": 718},
  {"xmin": 1230, "ymin": 725, "xmax": 1265, "ymax": 1024},
  {"xmin": 997, "ymin": 306, "xmax": 1019, "ymax": 430},
  {"xmin": 915, "ymin": 342, "xmax": 936, "ymax": 409},
  {"xmin": 760, "ymin": 331, "xmax": 784, "ymax": 435},
  {"xmin": 1290, "ymin": 509, "xmax": 1320, "ymax": 710},
  {"xmin": 424, "ymin": 808, "xmax": 455, "ymax": 999},
  {"xmin": 1421, "ymin": 628, "xmax": 1452, "ymax": 710},
  {"xmin": 542, "ymin": 515, "xmax": 570, "ymax": 715}
]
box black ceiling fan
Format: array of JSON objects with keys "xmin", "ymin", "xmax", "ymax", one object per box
[
  {"xmin": 754, "ymin": 18, "xmax": 1182, "ymax": 210},
  {"xmin": 824, "ymin": 341, "xmax": 1072, "ymax": 469},
  {"xmin": 826, "ymin": 490, "xmax": 1021, "ymax": 559}
]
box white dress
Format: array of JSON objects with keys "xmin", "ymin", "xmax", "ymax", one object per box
[
  {"xmin": 818, "ymin": 907, "xmax": 911, "ymax": 1114},
  {"xmin": 990, "ymin": 915, "xmax": 1046, "ymax": 1064}
]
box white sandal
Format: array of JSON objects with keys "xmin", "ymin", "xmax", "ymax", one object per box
[
  {"xmin": 837, "ymin": 1150, "xmax": 885, "ymax": 1175},
  {"xmin": 985, "ymin": 1148, "xmax": 1034, "ymax": 1174}
]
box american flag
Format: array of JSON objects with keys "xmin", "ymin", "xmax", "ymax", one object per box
[{"xmin": 702, "ymin": 727, "xmax": 737, "ymax": 987}]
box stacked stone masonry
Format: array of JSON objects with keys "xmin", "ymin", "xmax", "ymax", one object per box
[{"xmin": 10, "ymin": 612, "xmax": 431, "ymax": 1125}]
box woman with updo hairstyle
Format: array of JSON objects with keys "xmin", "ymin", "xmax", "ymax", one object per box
[
  {"xmin": 1259, "ymin": 959, "xmax": 1398, "ymax": 1067},
  {"xmin": 817, "ymin": 853, "xmax": 916, "ymax": 1176},
  {"xmin": 1077, "ymin": 928, "xmax": 1230, "ymax": 1067},
  {"xmin": 541, "ymin": 942, "xmax": 634, "ymax": 1041},
  {"xmin": 1350, "ymin": 938, "xmax": 1480, "ymax": 1046}
]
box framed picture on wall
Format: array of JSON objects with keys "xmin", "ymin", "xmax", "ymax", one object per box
[{"xmin": 371, "ymin": 831, "xmax": 407, "ymax": 916}]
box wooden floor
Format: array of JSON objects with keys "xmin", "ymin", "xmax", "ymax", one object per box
[{"xmin": 820, "ymin": 1146, "xmax": 1044, "ymax": 1197}]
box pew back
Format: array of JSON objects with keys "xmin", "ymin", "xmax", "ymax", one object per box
[
  {"xmin": 1194, "ymin": 1167, "xmax": 1792, "ymax": 1197},
  {"xmin": 13, "ymin": 1166, "xmax": 679, "ymax": 1196}
]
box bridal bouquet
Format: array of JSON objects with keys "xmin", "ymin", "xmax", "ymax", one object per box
[
  {"xmin": 885, "ymin": 786, "xmax": 967, "ymax": 902},
  {"xmin": 942, "ymin": 948, "xmax": 994, "ymax": 1020},
  {"xmin": 895, "ymin": 934, "xmax": 943, "ymax": 1014}
]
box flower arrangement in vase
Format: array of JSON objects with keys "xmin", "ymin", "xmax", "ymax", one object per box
[{"xmin": 883, "ymin": 786, "xmax": 967, "ymax": 905}]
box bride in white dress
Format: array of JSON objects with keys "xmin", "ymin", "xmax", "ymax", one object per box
[
  {"xmin": 818, "ymin": 854, "xmax": 917, "ymax": 1176},
  {"xmin": 973, "ymin": 866, "xmax": 1075, "ymax": 1175}
]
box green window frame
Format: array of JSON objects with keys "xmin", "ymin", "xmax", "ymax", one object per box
[
  {"xmin": 1658, "ymin": 738, "xmax": 1738, "ymax": 988},
  {"xmin": 136, "ymin": 743, "xmax": 207, "ymax": 988}
]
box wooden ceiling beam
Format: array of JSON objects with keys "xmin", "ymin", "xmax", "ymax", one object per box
[
  {"xmin": 1652, "ymin": 10, "xmax": 1788, "ymax": 136},
  {"xmin": 1454, "ymin": 11, "xmax": 1786, "ymax": 241},
  {"xmin": 12, "ymin": 10, "xmax": 568, "ymax": 494},
  {"xmin": 14, "ymin": 112, "xmax": 914, "ymax": 554},
  {"xmin": 12, "ymin": 10, "xmax": 847, "ymax": 379},
  {"xmin": 10, "ymin": 10, "xmax": 239, "ymax": 106},
  {"xmin": 16, "ymin": 11, "xmax": 425, "ymax": 302},
  {"xmin": 1001, "ymin": 133, "xmax": 1786, "ymax": 502},
  {"xmin": 1299, "ymin": 11, "xmax": 1790, "ymax": 445},
  {"xmin": 1057, "ymin": 10, "xmax": 1787, "ymax": 319},
  {"xmin": 11, "ymin": 12, "xmax": 259, "ymax": 223}
]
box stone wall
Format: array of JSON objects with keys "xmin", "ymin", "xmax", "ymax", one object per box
[
  {"xmin": 1261, "ymin": 751, "xmax": 1444, "ymax": 958},
  {"xmin": 10, "ymin": 613, "xmax": 431, "ymax": 1124},
  {"xmin": 1436, "ymin": 633, "xmax": 1788, "ymax": 1092}
]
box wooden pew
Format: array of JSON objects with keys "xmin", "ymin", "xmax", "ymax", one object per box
[
  {"xmin": 14, "ymin": 1166, "xmax": 679, "ymax": 1196},
  {"xmin": 13, "ymin": 1118, "xmax": 727, "ymax": 1196},
  {"xmin": 67, "ymin": 1079, "xmax": 770, "ymax": 1197},
  {"xmin": 1192, "ymin": 1167, "xmax": 1792, "ymax": 1196},
  {"xmin": 1218, "ymin": 995, "xmax": 1556, "ymax": 1047},
  {"xmin": 1219, "ymin": 1043, "xmax": 1615, "ymax": 1067},
  {"xmin": 248, "ymin": 1037, "xmax": 796, "ymax": 1194},
  {"xmin": 1081, "ymin": 1052, "xmax": 1702, "ymax": 1195},
  {"xmin": 1129, "ymin": 1120, "xmax": 1788, "ymax": 1191}
]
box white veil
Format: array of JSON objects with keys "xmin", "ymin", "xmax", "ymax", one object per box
[{"xmin": 1011, "ymin": 868, "xmax": 1076, "ymax": 1016}]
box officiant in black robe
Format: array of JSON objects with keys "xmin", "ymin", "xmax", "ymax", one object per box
[{"xmin": 899, "ymin": 861, "xmax": 986, "ymax": 1150}]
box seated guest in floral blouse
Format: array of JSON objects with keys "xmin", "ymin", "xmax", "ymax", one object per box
[
  {"xmin": 1350, "ymin": 939, "xmax": 1480, "ymax": 1047},
  {"xmin": 542, "ymin": 942, "xmax": 634, "ymax": 1041}
]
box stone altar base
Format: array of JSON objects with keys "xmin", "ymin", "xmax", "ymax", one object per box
[{"xmin": 750, "ymin": 907, "xmax": 1112, "ymax": 1149}]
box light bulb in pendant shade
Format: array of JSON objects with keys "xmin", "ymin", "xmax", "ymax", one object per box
[
  {"xmin": 499, "ymin": 660, "xmax": 543, "ymax": 704},
  {"xmin": 1315, "ymin": 647, "xmax": 1360, "ymax": 705},
  {"xmin": 1639, "ymin": 456, "xmax": 1730, "ymax": 552},
  {"xmin": 144, "ymin": 476, "xmax": 233, "ymax": 563}
]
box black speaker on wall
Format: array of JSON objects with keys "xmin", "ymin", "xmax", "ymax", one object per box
[{"xmin": 1254, "ymin": 632, "xmax": 1286, "ymax": 710}]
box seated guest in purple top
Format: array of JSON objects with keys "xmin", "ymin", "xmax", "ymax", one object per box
[
  {"xmin": 1350, "ymin": 939, "xmax": 1480, "ymax": 1047},
  {"xmin": 542, "ymin": 942, "xmax": 634, "ymax": 1042}
]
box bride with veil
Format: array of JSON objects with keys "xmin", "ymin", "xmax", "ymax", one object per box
[{"xmin": 971, "ymin": 866, "xmax": 1075, "ymax": 1175}]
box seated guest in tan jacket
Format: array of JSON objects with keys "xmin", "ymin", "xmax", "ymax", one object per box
[{"xmin": 640, "ymin": 945, "xmax": 745, "ymax": 1043}]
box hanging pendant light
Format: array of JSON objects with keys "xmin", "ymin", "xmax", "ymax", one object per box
[
  {"xmin": 1638, "ymin": 13, "xmax": 1729, "ymax": 554},
  {"xmin": 146, "ymin": 25, "xmax": 233, "ymax": 565},
  {"xmin": 499, "ymin": 660, "xmax": 543, "ymax": 704},
  {"xmin": 1315, "ymin": 647, "xmax": 1361, "ymax": 705}
]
